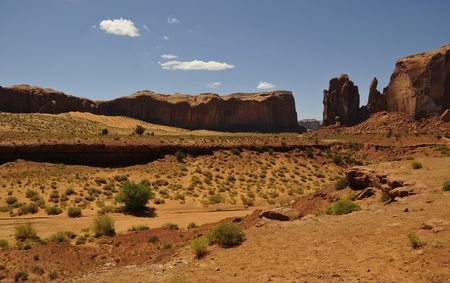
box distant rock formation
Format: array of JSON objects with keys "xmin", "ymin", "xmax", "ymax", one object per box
[
  {"xmin": 0, "ymin": 85, "xmax": 99, "ymax": 114},
  {"xmin": 0, "ymin": 85, "xmax": 301, "ymax": 133},
  {"xmin": 366, "ymin": 78, "xmax": 387, "ymax": 114},
  {"xmin": 323, "ymin": 44, "xmax": 450, "ymax": 126},
  {"xmin": 298, "ymin": 119, "xmax": 321, "ymax": 130},
  {"xmin": 384, "ymin": 44, "xmax": 450, "ymax": 119},
  {"xmin": 322, "ymin": 74, "xmax": 361, "ymax": 126}
]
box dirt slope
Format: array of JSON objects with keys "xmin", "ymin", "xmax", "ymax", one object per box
[{"xmin": 66, "ymin": 157, "xmax": 450, "ymax": 283}]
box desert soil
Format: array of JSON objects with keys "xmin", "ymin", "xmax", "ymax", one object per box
[{"xmin": 67, "ymin": 156, "xmax": 450, "ymax": 283}]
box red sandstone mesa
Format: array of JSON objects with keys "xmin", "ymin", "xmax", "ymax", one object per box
[{"xmin": 0, "ymin": 85, "xmax": 301, "ymax": 132}]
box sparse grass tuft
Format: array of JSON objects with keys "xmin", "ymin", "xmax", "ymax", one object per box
[
  {"xmin": 15, "ymin": 223, "xmax": 38, "ymax": 242},
  {"xmin": 334, "ymin": 177, "xmax": 348, "ymax": 190},
  {"xmin": 93, "ymin": 215, "xmax": 115, "ymax": 237},
  {"xmin": 48, "ymin": 231, "xmax": 69, "ymax": 244},
  {"xmin": 162, "ymin": 223, "xmax": 179, "ymax": 230},
  {"xmin": 326, "ymin": 199, "xmax": 360, "ymax": 215},
  {"xmin": 190, "ymin": 236, "xmax": 208, "ymax": 258},
  {"xmin": 442, "ymin": 180, "xmax": 450, "ymax": 191},
  {"xmin": 0, "ymin": 239, "xmax": 9, "ymax": 251},
  {"xmin": 207, "ymin": 223, "xmax": 245, "ymax": 248},
  {"xmin": 128, "ymin": 225, "xmax": 149, "ymax": 232},
  {"xmin": 67, "ymin": 207, "xmax": 82, "ymax": 218},
  {"xmin": 411, "ymin": 161, "xmax": 423, "ymax": 169},
  {"xmin": 148, "ymin": 235, "xmax": 159, "ymax": 244},
  {"xmin": 407, "ymin": 233, "xmax": 425, "ymax": 249},
  {"xmin": 45, "ymin": 206, "xmax": 62, "ymax": 215}
]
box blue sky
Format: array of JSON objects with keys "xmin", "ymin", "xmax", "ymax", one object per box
[{"xmin": 1, "ymin": 0, "xmax": 449, "ymax": 119}]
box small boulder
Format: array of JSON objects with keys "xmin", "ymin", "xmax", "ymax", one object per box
[
  {"xmin": 346, "ymin": 167, "xmax": 381, "ymax": 190},
  {"xmin": 387, "ymin": 179, "xmax": 405, "ymax": 189},
  {"xmin": 260, "ymin": 207, "xmax": 300, "ymax": 221},
  {"xmin": 421, "ymin": 218, "xmax": 449, "ymax": 233},
  {"xmin": 355, "ymin": 188, "xmax": 375, "ymax": 200},
  {"xmin": 389, "ymin": 187, "xmax": 415, "ymax": 198}
]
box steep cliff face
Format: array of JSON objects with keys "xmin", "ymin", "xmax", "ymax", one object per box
[
  {"xmin": 0, "ymin": 85, "xmax": 99, "ymax": 114},
  {"xmin": 97, "ymin": 91, "xmax": 299, "ymax": 132},
  {"xmin": 0, "ymin": 86, "xmax": 300, "ymax": 132},
  {"xmin": 384, "ymin": 44, "xmax": 450, "ymax": 118},
  {"xmin": 323, "ymin": 44, "xmax": 450, "ymax": 127},
  {"xmin": 322, "ymin": 74, "xmax": 361, "ymax": 126}
]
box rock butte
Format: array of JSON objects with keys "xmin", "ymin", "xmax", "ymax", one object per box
[
  {"xmin": 0, "ymin": 86, "xmax": 301, "ymax": 133},
  {"xmin": 323, "ymin": 44, "xmax": 450, "ymax": 126}
]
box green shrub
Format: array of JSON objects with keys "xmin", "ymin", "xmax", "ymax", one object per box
[
  {"xmin": 326, "ymin": 199, "xmax": 361, "ymax": 215},
  {"xmin": 49, "ymin": 271, "xmax": 58, "ymax": 280},
  {"xmin": 442, "ymin": 180, "xmax": 450, "ymax": 191},
  {"xmin": 15, "ymin": 271, "xmax": 28, "ymax": 282},
  {"xmin": 207, "ymin": 223, "xmax": 245, "ymax": 248},
  {"xmin": 162, "ymin": 223, "xmax": 179, "ymax": 230},
  {"xmin": 65, "ymin": 187, "xmax": 75, "ymax": 195},
  {"xmin": 25, "ymin": 190, "xmax": 38, "ymax": 199},
  {"xmin": 162, "ymin": 243, "xmax": 172, "ymax": 251},
  {"xmin": 148, "ymin": 235, "xmax": 159, "ymax": 244},
  {"xmin": 17, "ymin": 203, "xmax": 39, "ymax": 215},
  {"xmin": 332, "ymin": 155, "xmax": 343, "ymax": 165},
  {"xmin": 135, "ymin": 125, "xmax": 145, "ymax": 135},
  {"xmin": 15, "ymin": 223, "xmax": 38, "ymax": 242},
  {"xmin": 230, "ymin": 148, "xmax": 241, "ymax": 155},
  {"xmin": 64, "ymin": 231, "xmax": 77, "ymax": 239},
  {"xmin": 208, "ymin": 193, "xmax": 224, "ymax": 204},
  {"xmin": 241, "ymin": 197, "xmax": 254, "ymax": 206},
  {"xmin": 187, "ymin": 222, "xmax": 197, "ymax": 230},
  {"xmin": 0, "ymin": 239, "xmax": 8, "ymax": 251},
  {"xmin": 190, "ymin": 236, "xmax": 208, "ymax": 258},
  {"xmin": 115, "ymin": 182, "xmax": 154, "ymax": 212},
  {"xmin": 45, "ymin": 206, "xmax": 62, "ymax": 215},
  {"xmin": 306, "ymin": 148, "xmax": 314, "ymax": 158},
  {"xmin": 128, "ymin": 225, "xmax": 149, "ymax": 232},
  {"xmin": 407, "ymin": 233, "xmax": 425, "ymax": 249},
  {"xmin": 175, "ymin": 151, "xmax": 186, "ymax": 162},
  {"xmin": 93, "ymin": 215, "xmax": 115, "ymax": 237},
  {"xmin": 67, "ymin": 207, "xmax": 82, "ymax": 218},
  {"xmin": 32, "ymin": 266, "xmax": 44, "ymax": 275},
  {"xmin": 101, "ymin": 128, "xmax": 109, "ymax": 135},
  {"xmin": 334, "ymin": 177, "xmax": 348, "ymax": 190},
  {"xmin": 5, "ymin": 196, "xmax": 18, "ymax": 205},
  {"xmin": 48, "ymin": 231, "xmax": 68, "ymax": 244},
  {"xmin": 75, "ymin": 235, "xmax": 87, "ymax": 245},
  {"xmin": 411, "ymin": 161, "xmax": 423, "ymax": 169},
  {"xmin": 16, "ymin": 240, "xmax": 32, "ymax": 250},
  {"xmin": 114, "ymin": 174, "xmax": 129, "ymax": 182},
  {"xmin": 95, "ymin": 177, "xmax": 107, "ymax": 184}
]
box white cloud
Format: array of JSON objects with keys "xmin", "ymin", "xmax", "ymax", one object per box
[
  {"xmin": 163, "ymin": 35, "xmax": 169, "ymax": 40},
  {"xmin": 167, "ymin": 17, "xmax": 179, "ymax": 24},
  {"xmin": 207, "ymin": 82, "xmax": 221, "ymax": 88},
  {"xmin": 92, "ymin": 25, "xmax": 97, "ymax": 29},
  {"xmin": 143, "ymin": 24, "xmax": 150, "ymax": 31},
  {"xmin": 257, "ymin": 81, "xmax": 276, "ymax": 90},
  {"xmin": 159, "ymin": 60, "xmax": 234, "ymax": 71},
  {"xmin": 161, "ymin": 54, "xmax": 177, "ymax": 60},
  {"xmin": 99, "ymin": 18, "xmax": 140, "ymax": 37}
]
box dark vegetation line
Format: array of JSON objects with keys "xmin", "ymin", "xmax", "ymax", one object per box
[{"xmin": 0, "ymin": 143, "xmax": 332, "ymax": 167}]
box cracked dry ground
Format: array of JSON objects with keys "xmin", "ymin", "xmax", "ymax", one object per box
[{"xmin": 67, "ymin": 156, "xmax": 450, "ymax": 283}]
